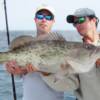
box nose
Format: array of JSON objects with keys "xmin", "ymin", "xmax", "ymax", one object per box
[{"xmin": 42, "ymin": 18, "xmax": 46, "ymax": 22}]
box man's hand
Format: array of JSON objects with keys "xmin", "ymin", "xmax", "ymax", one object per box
[
  {"xmin": 6, "ymin": 60, "xmax": 27, "ymax": 75},
  {"xmin": 96, "ymin": 58, "xmax": 100, "ymax": 68},
  {"xmin": 6, "ymin": 61, "xmax": 51, "ymax": 76}
]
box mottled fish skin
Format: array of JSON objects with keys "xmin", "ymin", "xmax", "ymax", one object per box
[{"xmin": 0, "ymin": 40, "xmax": 100, "ymax": 74}]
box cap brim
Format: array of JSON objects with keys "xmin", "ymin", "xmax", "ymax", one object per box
[{"xmin": 66, "ymin": 15, "xmax": 75, "ymax": 23}]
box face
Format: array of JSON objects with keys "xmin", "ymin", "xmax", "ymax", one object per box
[
  {"xmin": 74, "ymin": 17, "xmax": 96, "ymax": 37},
  {"xmin": 34, "ymin": 10, "xmax": 55, "ymax": 33}
]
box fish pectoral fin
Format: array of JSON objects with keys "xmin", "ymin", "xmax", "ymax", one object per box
[
  {"xmin": 67, "ymin": 60, "xmax": 94, "ymax": 73},
  {"xmin": 66, "ymin": 57, "xmax": 94, "ymax": 73},
  {"xmin": 66, "ymin": 60, "xmax": 86, "ymax": 73}
]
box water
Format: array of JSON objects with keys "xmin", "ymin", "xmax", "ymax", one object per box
[{"xmin": 0, "ymin": 30, "xmax": 81, "ymax": 100}]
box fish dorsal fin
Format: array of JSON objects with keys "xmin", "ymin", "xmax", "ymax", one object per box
[{"xmin": 10, "ymin": 35, "xmax": 34, "ymax": 50}]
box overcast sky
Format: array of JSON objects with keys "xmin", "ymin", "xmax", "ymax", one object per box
[{"xmin": 0, "ymin": 0, "xmax": 100, "ymax": 31}]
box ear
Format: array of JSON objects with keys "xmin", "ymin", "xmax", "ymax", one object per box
[
  {"xmin": 92, "ymin": 18, "xmax": 97, "ymax": 23},
  {"xmin": 34, "ymin": 18, "xmax": 37, "ymax": 22}
]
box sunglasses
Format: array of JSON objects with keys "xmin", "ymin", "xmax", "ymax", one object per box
[
  {"xmin": 35, "ymin": 14, "xmax": 54, "ymax": 21},
  {"xmin": 73, "ymin": 17, "xmax": 86, "ymax": 25}
]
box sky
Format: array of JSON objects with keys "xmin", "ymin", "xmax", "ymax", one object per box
[{"xmin": 0, "ymin": 0, "xmax": 100, "ymax": 31}]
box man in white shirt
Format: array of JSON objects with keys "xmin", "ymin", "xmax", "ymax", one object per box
[{"xmin": 6, "ymin": 5, "xmax": 64, "ymax": 100}]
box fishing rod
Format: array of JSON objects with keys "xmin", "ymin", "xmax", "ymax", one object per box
[{"xmin": 4, "ymin": 0, "xmax": 17, "ymax": 100}]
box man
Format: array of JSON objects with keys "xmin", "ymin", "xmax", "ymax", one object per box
[
  {"xmin": 66, "ymin": 8, "xmax": 100, "ymax": 100},
  {"xmin": 6, "ymin": 5, "xmax": 64, "ymax": 100}
]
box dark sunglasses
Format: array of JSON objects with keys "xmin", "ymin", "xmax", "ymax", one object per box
[
  {"xmin": 35, "ymin": 14, "xmax": 54, "ymax": 21},
  {"xmin": 73, "ymin": 17, "xmax": 86, "ymax": 26}
]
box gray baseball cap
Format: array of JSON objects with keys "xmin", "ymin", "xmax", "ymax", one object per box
[{"xmin": 67, "ymin": 8, "xmax": 96, "ymax": 23}]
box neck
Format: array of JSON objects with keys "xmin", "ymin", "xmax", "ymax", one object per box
[
  {"xmin": 36, "ymin": 30, "xmax": 50, "ymax": 37},
  {"xmin": 83, "ymin": 30, "xmax": 99, "ymax": 44}
]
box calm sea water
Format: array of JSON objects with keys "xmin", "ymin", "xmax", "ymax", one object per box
[{"xmin": 0, "ymin": 30, "xmax": 81, "ymax": 100}]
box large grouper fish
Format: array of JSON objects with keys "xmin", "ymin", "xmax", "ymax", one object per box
[{"xmin": 0, "ymin": 35, "xmax": 100, "ymax": 91}]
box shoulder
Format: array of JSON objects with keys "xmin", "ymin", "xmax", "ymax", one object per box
[
  {"xmin": 10, "ymin": 35, "xmax": 34, "ymax": 49},
  {"xmin": 48, "ymin": 32, "xmax": 66, "ymax": 41}
]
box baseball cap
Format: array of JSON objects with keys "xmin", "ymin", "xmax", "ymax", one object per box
[
  {"xmin": 35, "ymin": 5, "xmax": 55, "ymax": 17},
  {"xmin": 67, "ymin": 8, "xmax": 96, "ymax": 23}
]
